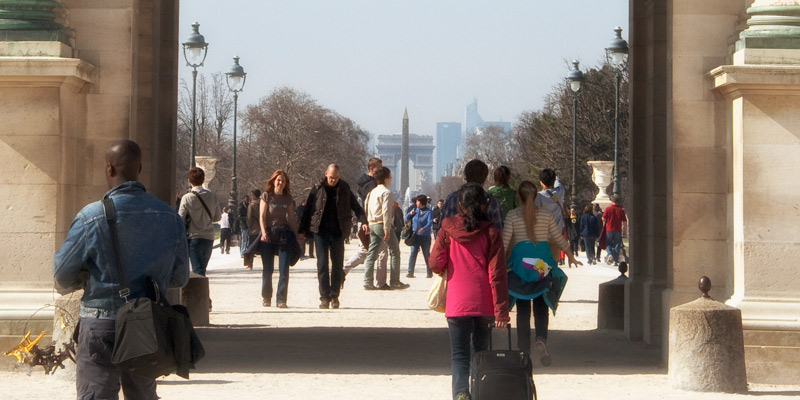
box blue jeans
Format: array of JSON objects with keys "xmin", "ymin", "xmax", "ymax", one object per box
[
  {"xmin": 260, "ymin": 241, "xmax": 290, "ymax": 304},
  {"xmin": 76, "ymin": 318, "xmax": 157, "ymax": 400},
  {"xmin": 188, "ymin": 238, "xmax": 214, "ymax": 276},
  {"xmin": 408, "ymin": 234, "xmax": 431, "ymax": 276},
  {"xmin": 315, "ymin": 233, "xmax": 345, "ymax": 301},
  {"xmin": 447, "ymin": 316, "xmax": 493, "ymax": 399},
  {"xmin": 606, "ymin": 231, "xmax": 622, "ymax": 263},
  {"xmin": 240, "ymin": 229, "xmax": 250, "ymax": 257}
]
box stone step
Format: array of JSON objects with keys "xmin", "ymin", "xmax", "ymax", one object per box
[{"xmin": 744, "ymin": 329, "xmax": 800, "ymax": 347}]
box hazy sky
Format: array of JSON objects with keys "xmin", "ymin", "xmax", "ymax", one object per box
[{"xmin": 179, "ymin": 1, "xmax": 629, "ymax": 138}]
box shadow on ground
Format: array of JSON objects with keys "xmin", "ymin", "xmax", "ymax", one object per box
[{"xmin": 193, "ymin": 326, "xmax": 662, "ymax": 375}]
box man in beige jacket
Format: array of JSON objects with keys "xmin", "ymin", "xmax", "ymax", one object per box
[{"xmin": 363, "ymin": 167, "xmax": 408, "ymax": 290}]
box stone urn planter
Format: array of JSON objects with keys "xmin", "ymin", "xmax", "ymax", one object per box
[
  {"xmin": 587, "ymin": 161, "xmax": 614, "ymax": 210},
  {"xmin": 195, "ymin": 156, "xmax": 219, "ymax": 190}
]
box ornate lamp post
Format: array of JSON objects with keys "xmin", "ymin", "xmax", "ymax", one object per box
[
  {"xmin": 566, "ymin": 60, "xmax": 585, "ymax": 209},
  {"xmin": 225, "ymin": 56, "xmax": 247, "ymax": 206},
  {"xmin": 182, "ymin": 21, "xmax": 209, "ymax": 168},
  {"xmin": 606, "ymin": 26, "xmax": 628, "ymax": 196}
]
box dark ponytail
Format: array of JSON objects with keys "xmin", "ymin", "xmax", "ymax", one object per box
[{"xmin": 457, "ymin": 183, "xmax": 489, "ymax": 232}]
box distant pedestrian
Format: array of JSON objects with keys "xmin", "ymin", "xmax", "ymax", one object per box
[
  {"xmin": 405, "ymin": 195, "xmax": 433, "ymax": 278},
  {"xmin": 579, "ymin": 205, "xmax": 600, "ymax": 264},
  {"xmin": 243, "ymin": 189, "xmax": 262, "ymax": 270},
  {"xmin": 54, "ymin": 140, "xmax": 189, "ymax": 400},
  {"xmin": 503, "ymin": 180, "xmax": 579, "ymax": 367},
  {"xmin": 431, "ymin": 199, "xmax": 444, "ymax": 239},
  {"xmin": 363, "ymin": 167, "xmax": 405, "ymax": 290},
  {"xmin": 441, "ymin": 159, "xmax": 503, "ymax": 229},
  {"xmin": 343, "ymin": 158, "xmax": 388, "ymax": 287},
  {"xmin": 299, "ymin": 164, "xmax": 368, "ymax": 309},
  {"xmin": 568, "ymin": 205, "xmax": 580, "ymax": 258},
  {"xmin": 487, "ymin": 165, "xmax": 516, "ymax": 220},
  {"xmin": 430, "ymin": 183, "xmax": 509, "ymax": 400},
  {"xmin": 535, "ymin": 168, "xmax": 566, "ymax": 264},
  {"xmin": 602, "ymin": 195, "xmax": 627, "ymax": 265},
  {"xmin": 219, "ymin": 207, "xmax": 232, "ymax": 254},
  {"xmin": 178, "ymin": 167, "xmax": 221, "ymax": 276},
  {"xmin": 295, "ymin": 200, "xmax": 315, "ymax": 259},
  {"xmin": 238, "ymin": 195, "xmax": 250, "ymax": 257},
  {"xmin": 258, "ymin": 170, "xmax": 299, "ymax": 308},
  {"xmin": 593, "ymin": 203, "xmax": 604, "ymax": 260}
]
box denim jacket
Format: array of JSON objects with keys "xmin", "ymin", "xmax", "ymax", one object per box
[{"xmin": 53, "ymin": 181, "xmax": 190, "ymax": 319}]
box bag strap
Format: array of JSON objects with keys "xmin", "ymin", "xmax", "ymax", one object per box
[
  {"xmin": 102, "ymin": 198, "xmax": 130, "ymax": 301},
  {"xmin": 192, "ymin": 191, "xmax": 213, "ymax": 219}
]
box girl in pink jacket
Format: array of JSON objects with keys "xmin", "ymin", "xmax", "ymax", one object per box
[{"xmin": 430, "ymin": 183, "xmax": 509, "ymax": 400}]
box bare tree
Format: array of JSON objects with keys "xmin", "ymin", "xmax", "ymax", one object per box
[{"xmin": 237, "ymin": 87, "xmax": 369, "ymax": 199}]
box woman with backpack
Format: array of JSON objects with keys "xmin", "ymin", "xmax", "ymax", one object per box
[
  {"xmin": 503, "ymin": 181, "xmax": 581, "ymax": 367},
  {"xmin": 430, "ymin": 183, "xmax": 509, "ymax": 400}
]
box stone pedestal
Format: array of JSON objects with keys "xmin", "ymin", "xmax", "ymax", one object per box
[
  {"xmin": 668, "ymin": 294, "xmax": 747, "ymax": 393},
  {"xmin": 598, "ymin": 274, "xmax": 627, "ymax": 330},
  {"xmin": 195, "ymin": 156, "xmax": 219, "ymax": 190},
  {"xmin": 181, "ymin": 273, "xmax": 209, "ymax": 326},
  {"xmin": 710, "ymin": 50, "xmax": 800, "ymax": 385},
  {"xmin": 587, "ymin": 161, "xmax": 613, "ymax": 209}
]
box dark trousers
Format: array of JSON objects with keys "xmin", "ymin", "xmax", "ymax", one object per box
[
  {"xmin": 583, "ymin": 235, "xmax": 597, "ymax": 262},
  {"xmin": 569, "ymin": 235, "xmax": 580, "ymax": 255},
  {"xmin": 219, "ymin": 228, "xmax": 232, "ymax": 253},
  {"xmin": 447, "ymin": 316, "xmax": 493, "ymax": 399},
  {"xmin": 516, "ymin": 297, "xmax": 549, "ymax": 354},
  {"xmin": 315, "ymin": 233, "xmax": 344, "ymax": 301},
  {"xmin": 260, "ymin": 241, "xmax": 290, "ymax": 304},
  {"xmin": 76, "ymin": 317, "xmax": 157, "ymax": 400},
  {"xmin": 408, "ymin": 234, "xmax": 432, "ymax": 276},
  {"xmin": 188, "ymin": 238, "xmax": 213, "ymax": 276}
]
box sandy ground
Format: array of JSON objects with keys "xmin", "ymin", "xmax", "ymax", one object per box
[{"xmin": 2, "ymin": 241, "xmax": 800, "ymax": 399}]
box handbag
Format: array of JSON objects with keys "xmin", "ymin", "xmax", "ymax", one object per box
[
  {"xmin": 103, "ymin": 198, "xmax": 204, "ymax": 379},
  {"xmin": 426, "ymin": 270, "xmax": 447, "ymax": 313}
]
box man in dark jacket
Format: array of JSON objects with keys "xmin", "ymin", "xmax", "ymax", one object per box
[
  {"xmin": 299, "ymin": 164, "xmax": 368, "ymax": 309},
  {"xmin": 238, "ymin": 195, "xmax": 250, "ymax": 257}
]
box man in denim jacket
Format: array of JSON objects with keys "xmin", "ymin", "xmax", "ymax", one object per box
[{"xmin": 53, "ymin": 140, "xmax": 189, "ymax": 400}]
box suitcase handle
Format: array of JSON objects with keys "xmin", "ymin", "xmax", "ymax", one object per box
[{"xmin": 488, "ymin": 323, "xmax": 512, "ymax": 351}]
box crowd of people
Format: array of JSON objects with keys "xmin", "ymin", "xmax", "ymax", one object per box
[{"xmin": 52, "ymin": 139, "xmax": 628, "ymax": 400}]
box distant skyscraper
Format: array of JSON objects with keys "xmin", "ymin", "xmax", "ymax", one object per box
[
  {"xmin": 482, "ymin": 121, "xmax": 512, "ymax": 134},
  {"xmin": 436, "ymin": 122, "xmax": 461, "ymax": 181},
  {"xmin": 465, "ymin": 98, "xmax": 484, "ymax": 135}
]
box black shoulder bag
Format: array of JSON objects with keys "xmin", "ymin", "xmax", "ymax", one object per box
[{"xmin": 103, "ymin": 198, "xmax": 204, "ymax": 379}]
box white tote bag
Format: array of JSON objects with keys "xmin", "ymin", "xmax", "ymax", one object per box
[{"xmin": 426, "ymin": 270, "xmax": 447, "ymax": 313}]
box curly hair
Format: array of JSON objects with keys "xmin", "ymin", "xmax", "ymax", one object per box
[{"xmin": 457, "ymin": 183, "xmax": 489, "ymax": 232}]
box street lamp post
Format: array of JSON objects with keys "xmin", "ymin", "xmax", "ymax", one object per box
[
  {"xmin": 566, "ymin": 60, "xmax": 585, "ymax": 209},
  {"xmin": 182, "ymin": 21, "xmax": 209, "ymax": 169},
  {"xmin": 606, "ymin": 26, "xmax": 628, "ymax": 196},
  {"xmin": 225, "ymin": 56, "xmax": 247, "ymax": 206}
]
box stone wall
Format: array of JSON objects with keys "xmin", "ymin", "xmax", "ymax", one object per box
[{"xmin": 0, "ymin": 0, "xmax": 178, "ymax": 364}]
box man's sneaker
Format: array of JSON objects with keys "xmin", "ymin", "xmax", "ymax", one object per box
[
  {"xmin": 456, "ymin": 393, "xmax": 471, "ymax": 400},
  {"xmin": 277, "ymin": 302, "xmax": 287, "ymax": 309},
  {"xmin": 319, "ymin": 299, "xmax": 330, "ymax": 309},
  {"xmin": 406, "ymin": 273, "xmax": 415, "ymax": 278},
  {"xmin": 331, "ymin": 298, "xmax": 340, "ymax": 309},
  {"xmin": 390, "ymin": 282, "xmax": 410, "ymax": 290},
  {"xmin": 262, "ymin": 298, "xmax": 270, "ymax": 307},
  {"xmin": 376, "ymin": 284, "xmax": 392, "ymax": 290},
  {"xmin": 363, "ymin": 283, "xmax": 377, "ymax": 291}
]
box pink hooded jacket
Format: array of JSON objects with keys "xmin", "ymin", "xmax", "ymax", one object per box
[{"xmin": 429, "ymin": 214, "xmax": 509, "ymax": 322}]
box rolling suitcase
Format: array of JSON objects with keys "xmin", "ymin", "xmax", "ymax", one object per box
[{"xmin": 471, "ymin": 324, "xmax": 537, "ymax": 400}]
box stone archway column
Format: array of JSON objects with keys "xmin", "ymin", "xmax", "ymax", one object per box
[{"xmin": 709, "ymin": 2, "xmax": 800, "ymax": 383}]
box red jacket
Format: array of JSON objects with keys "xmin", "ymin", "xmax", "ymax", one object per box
[{"xmin": 429, "ymin": 215, "xmax": 509, "ymax": 322}]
